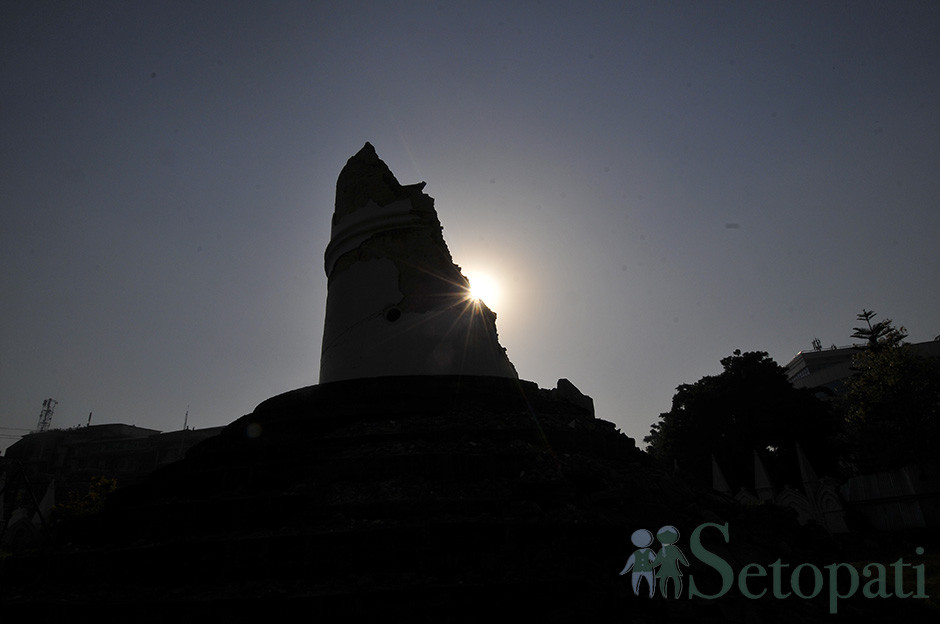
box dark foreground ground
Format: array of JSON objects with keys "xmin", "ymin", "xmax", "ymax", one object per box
[{"xmin": 1, "ymin": 376, "xmax": 937, "ymax": 622}]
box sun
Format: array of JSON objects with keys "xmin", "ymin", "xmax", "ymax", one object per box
[{"xmin": 464, "ymin": 271, "xmax": 501, "ymax": 308}]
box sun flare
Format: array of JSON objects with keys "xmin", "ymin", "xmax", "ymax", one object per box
[{"xmin": 465, "ymin": 271, "xmax": 501, "ymax": 308}]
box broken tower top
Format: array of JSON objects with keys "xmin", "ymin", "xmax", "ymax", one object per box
[
  {"xmin": 319, "ymin": 143, "xmax": 517, "ymax": 383},
  {"xmin": 333, "ymin": 142, "xmax": 432, "ymax": 222}
]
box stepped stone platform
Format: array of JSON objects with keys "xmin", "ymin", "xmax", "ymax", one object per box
[{"xmin": 0, "ymin": 376, "xmax": 934, "ymax": 622}]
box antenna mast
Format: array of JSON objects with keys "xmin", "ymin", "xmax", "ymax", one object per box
[{"xmin": 36, "ymin": 398, "xmax": 58, "ymax": 433}]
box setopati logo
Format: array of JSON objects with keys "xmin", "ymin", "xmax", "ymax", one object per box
[{"xmin": 620, "ymin": 522, "xmax": 929, "ymax": 614}]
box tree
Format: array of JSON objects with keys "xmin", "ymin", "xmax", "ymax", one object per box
[
  {"xmin": 841, "ymin": 314, "xmax": 940, "ymax": 472},
  {"xmin": 851, "ymin": 309, "xmax": 907, "ymax": 351},
  {"xmin": 645, "ymin": 350, "xmax": 839, "ymax": 489},
  {"xmin": 51, "ymin": 476, "xmax": 118, "ymax": 522}
]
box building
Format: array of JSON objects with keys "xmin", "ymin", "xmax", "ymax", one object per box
[
  {"xmin": 784, "ymin": 339, "xmax": 940, "ymax": 395},
  {"xmin": 0, "ymin": 424, "xmax": 222, "ymax": 550},
  {"xmin": 781, "ymin": 338, "xmax": 940, "ymax": 531},
  {"xmin": 319, "ymin": 142, "xmax": 517, "ymax": 383},
  {"xmin": 712, "ymin": 446, "xmax": 848, "ymax": 534}
]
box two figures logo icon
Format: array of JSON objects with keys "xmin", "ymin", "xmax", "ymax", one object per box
[{"xmin": 620, "ymin": 525, "xmax": 689, "ymax": 598}]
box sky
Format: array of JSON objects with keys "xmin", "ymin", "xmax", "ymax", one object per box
[{"xmin": 2, "ymin": 1, "xmax": 939, "ymax": 454}]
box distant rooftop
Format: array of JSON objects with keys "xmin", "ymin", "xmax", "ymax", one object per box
[{"xmin": 786, "ymin": 339, "xmax": 940, "ymax": 394}]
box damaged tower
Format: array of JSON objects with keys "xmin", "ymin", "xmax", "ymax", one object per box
[
  {"xmin": 0, "ymin": 144, "xmax": 880, "ymax": 624},
  {"xmin": 320, "ymin": 142, "xmax": 517, "ymax": 382}
]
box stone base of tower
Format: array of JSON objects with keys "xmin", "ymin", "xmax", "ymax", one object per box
[{"xmin": 0, "ymin": 377, "xmax": 932, "ymax": 623}]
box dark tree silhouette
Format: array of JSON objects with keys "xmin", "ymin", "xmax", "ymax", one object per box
[
  {"xmin": 645, "ymin": 350, "xmax": 839, "ymax": 490},
  {"xmin": 842, "ymin": 312, "xmax": 940, "ymax": 472},
  {"xmin": 851, "ymin": 309, "xmax": 907, "ymax": 351}
]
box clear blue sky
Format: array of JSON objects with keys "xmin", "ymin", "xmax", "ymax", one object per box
[{"xmin": 3, "ymin": 1, "xmax": 939, "ymax": 453}]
